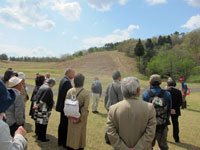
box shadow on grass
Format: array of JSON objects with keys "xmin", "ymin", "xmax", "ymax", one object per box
[
  {"xmin": 97, "ymin": 112, "xmax": 107, "ymax": 118},
  {"xmin": 168, "ymin": 141, "xmax": 200, "ymax": 150},
  {"xmin": 35, "ymin": 134, "xmax": 63, "ymax": 150},
  {"xmin": 186, "ymin": 108, "xmax": 200, "ymax": 113},
  {"xmin": 25, "ymin": 123, "xmax": 33, "ymax": 133}
]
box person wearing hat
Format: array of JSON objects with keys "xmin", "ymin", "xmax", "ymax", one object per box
[
  {"xmin": 166, "ymin": 80, "xmax": 182, "ymax": 143},
  {"xmin": 0, "ymin": 80, "xmax": 27, "ymax": 150},
  {"xmin": 179, "ymin": 78, "xmax": 188, "ymax": 109},
  {"xmin": 18, "ymin": 72, "xmax": 29, "ymax": 103},
  {"xmin": 6, "ymin": 76, "xmax": 25, "ymax": 137},
  {"xmin": 142, "ymin": 74, "xmax": 172, "ymax": 150},
  {"xmin": 33, "ymin": 78, "xmax": 56, "ymax": 142},
  {"xmin": 104, "ymin": 71, "xmax": 123, "ymax": 111},
  {"xmin": 2, "ymin": 70, "xmax": 18, "ymax": 87}
]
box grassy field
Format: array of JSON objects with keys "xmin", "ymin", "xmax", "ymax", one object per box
[{"xmin": 0, "ymin": 51, "xmax": 200, "ymax": 150}]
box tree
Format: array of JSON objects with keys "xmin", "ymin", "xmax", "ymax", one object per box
[
  {"xmin": 145, "ymin": 39, "xmax": 154, "ymax": 50},
  {"xmin": 0, "ymin": 53, "xmax": 8, "ymax": 60},
  {"xmin": 134, "ymin": 39, "xmax": 144, "ymax": 71}
]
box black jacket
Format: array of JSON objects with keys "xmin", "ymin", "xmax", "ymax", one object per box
[
  {"xmin": 56, "ymin": 76, "xmax": 72, "ymax": 112},
  {"xmin": 167, "ymin": 87, "xmax": 182, "ymax": 116}
]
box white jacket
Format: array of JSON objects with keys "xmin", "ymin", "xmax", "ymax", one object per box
[{"xmin": 0, "ymin": 118, "xmax": 27, "ymax": 150}]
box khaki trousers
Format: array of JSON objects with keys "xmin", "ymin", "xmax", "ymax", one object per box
[{"xmin": 92, "ymin": 93, "xmax": 100, "ymax": 111}]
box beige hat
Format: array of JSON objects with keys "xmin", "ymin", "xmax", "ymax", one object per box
[
  {"xmin": 9, "ymin": 76, "xmax": 22, "ymax": 88},
  {"xmin": 18, "ymin": 72, "xmax": 25, "ymax": 80},
  {"xmin": 149, "ymin": 74, "xmax": 161, "ymax": 84}
]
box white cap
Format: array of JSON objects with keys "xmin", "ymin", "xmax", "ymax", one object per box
[
  {"xmin": 18, "ymin": 72, "xmax": 25, "ymax": 80},
  {"xmin": 9, "ymin": 76, "xmax": 22, "ymax": 88}
]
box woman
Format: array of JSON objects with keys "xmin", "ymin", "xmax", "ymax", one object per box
[
  {"xmin": 65, "ymin": 73, "xmax": 90, "ymax": 150},
  {"xmin": 33, "ymin": 79, "xmax": 55, "ymax": 142},
  {"xmin": 29, "ymin": 75, "xmax": 45, "ymax": 119}
]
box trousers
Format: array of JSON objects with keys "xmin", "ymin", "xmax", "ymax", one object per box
[
  {"xmin": 92, "ymin": 93, "xmax": 100, "ymax": 111},
  {"xmin": 58, "ymin": 111, "xmax": 68, "ymax": 147},
  {"xmin": 171, "ymin": 115, "xmax": 179, "ymax": 142}
]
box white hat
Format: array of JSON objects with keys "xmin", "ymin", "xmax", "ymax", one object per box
[
  {"xmin": 18, "ymin": 72, "xmax": 25, "ymax": 80},
  {"xmin": 9, "ymin": 76, "xmax": 22, "ymax": 88}
]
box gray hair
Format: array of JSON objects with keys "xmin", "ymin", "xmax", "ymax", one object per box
[
  {"xmin": 64, "ymin": 68, "xmax": 72, "ymax": 75},
  {"xmin": 112, "ymin": 71, "xmax": 121, "ymax": 80},
  {"xmin": 47, "ymin": 78, "xmax": 56, "ymax": 85},
  {"xmin": 121, "ymin": 77, "xmax": 140, "ymax": 98}
]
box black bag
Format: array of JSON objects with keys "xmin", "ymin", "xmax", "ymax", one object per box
[{"xmin": 105, "ymin": 132, "xmax": 111, "ymax": 145}]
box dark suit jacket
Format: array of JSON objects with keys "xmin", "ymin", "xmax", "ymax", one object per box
[
  {"xmin": 167, "ymin": 87, "xmax": 182, "ymax": 116},
  {"xmin": 56, "ymin": 76, "xmax": 72, "ymax": 112}
]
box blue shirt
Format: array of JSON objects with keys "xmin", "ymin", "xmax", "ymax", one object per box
[
  {"xmin": 142, "ymin": 86, "xmax": 172, "ymax": 125},
  {"xmin": 181, "ymin": 82, "xmax": 188, "ymax": 95}
]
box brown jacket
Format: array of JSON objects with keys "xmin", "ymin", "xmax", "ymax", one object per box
[
  {"xmin": 107, "ymin": 97, "xmax": 156, "ymax": 150},
  {"xmin": 65, "ymin": 87, "xmax": 90, "ymax": 149}
]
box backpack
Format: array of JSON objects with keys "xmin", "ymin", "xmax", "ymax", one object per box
[
  {"xmin": 148, "ymin": 89, "xmax": 168, "ymax": 126},
  {"xmin": 64, "ymin": 88, "xmax": 83, "ymax": 118}
]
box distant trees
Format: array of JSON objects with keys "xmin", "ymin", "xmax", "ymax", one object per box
[
  {"xmin": 0, "ymin": 54, "xmax": 8, "ymax": 60},
  {"xmin": 134, "ymin": 39, "xmax": 144, "ymax": 71}
]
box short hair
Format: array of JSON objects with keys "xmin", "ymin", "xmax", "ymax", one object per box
[
  {"xmin": 47, "ymin": 78, "xmax": 56, "ymax": 85},
  {"xmin": 121, "ymin": 77, "xmax": 140, "ymax": 98},
  {"xmin": 74, "ymin": 73, "xmax": 85, "ymax": 88},
  {"xmin": 112, "ymin": 71, "xmax": 121, "ymax": 80},
  {"xmin": 167, "ymin": 79, "xmax": 176, "ymax": 87},
  {"xmin": 64, "ymin": 68, "xmax": 72, "ymax": 75},
  {"xmin": 35, "ymin": 75, "xmax": 45, "ymax": 86}
]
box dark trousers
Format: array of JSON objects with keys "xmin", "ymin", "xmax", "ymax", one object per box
[
  {"xmin": 58, "ymin": 112, "xmax": 68, "ymax": 147},
  {"xmin": 9, "ymin": 123, "xmax": 21, "ymax": 137},
  {"xmin": 36, "ymin": 123, "xmax": 47, "ymax": 140},
  {"xmin": 171, "ymin": 115, "xmax": 179, "ymax": 142}
]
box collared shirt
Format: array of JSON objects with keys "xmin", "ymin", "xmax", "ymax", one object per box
[{"xmin": 142, "ymin": 86, "xmax": 172, "ymax": 125}]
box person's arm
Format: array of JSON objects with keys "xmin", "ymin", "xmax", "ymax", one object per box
[
  {"xmin": 79, "ymin": 92, "xmax": 90, "ymax": 122},
  {"xmin": 15, "ymin": 95, "xmax": 25, "ymax": 125},
  {"xmin": 100, "ymin": 83, "xmax": 102, "ymax": 97},
  {"xmin": 134, "ymin": 105, "xmax": 156, "ymax": 149},
  {"xmin": 106, "ymin": 107, "xmax": 129, "ymax": 150},
  {"xmin": 177, "ymin": 90, "xmax": 183, "ymax": 107},
  {"xmin": 116, "ymin": 84, "xmax": 123, "ymax": 101},
  {"xmin": 104, "ymin": 85, "xmax": 109, "ymax": 109},
  {"xmin": 0, "ymin": 123, "xmax": 27, "ymax": 150},
  {"xmin": 184, "ymin": 84, "xmax": 188, "ymax": 95},
  {"xmin": 142, "ymin": 91, "xmax": 150, "ymax": 102}
]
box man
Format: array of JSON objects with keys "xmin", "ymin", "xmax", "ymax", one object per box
[
  {"xmin": 18, "ymin": 72, "xmax": 29, "ymax": 103},
  {"xmin": 91, "ymin": 77, "xmax": 102, "ymax": 113},
  {"xmin": 45, "ymin": 72, "xmax": 51, "ymax": 83},
  {"xmin": 107, "ymin": 77, "xmax": 156, "ymax": 150},
  {"xmin": 0, "ymin": 80, "xmax": 27, "ymax": 150},
  {"xmin": 166, "ymin": 80, "xmax": 182, "ymax": 143},
  {"xmin": 143, "ymin": 74, "xmax": 172, "ymax": 150},
  {"xmin": 56, "ymin": 68, "xmax": 75, "ymax": 148},
  {"xmin": 179, "ymin": 78, "xmax": 188, "ymax": 109},
  {"xmin": 104, "ymin": 71, "xmax": 123, "ymax": 111},
  {"xmin": 6, "ymin": 76, "xmax": 25, "ymax": 137}
]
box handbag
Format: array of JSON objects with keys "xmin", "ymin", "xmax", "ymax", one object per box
[{"xmin": 64, "ymin": 88, "xmax": 84, "ymax": 118}]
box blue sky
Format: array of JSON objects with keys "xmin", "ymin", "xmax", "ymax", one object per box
[{"xmin": 0, "ymin": 0, "xmax": 199, "ymax": 57}]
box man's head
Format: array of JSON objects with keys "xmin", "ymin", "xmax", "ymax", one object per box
[
  {"xmin": 112, "ymin": 71, "xmax": 121, "ymax": 81},
  {"xmin": 47, "ymin": 78, "xmax": 56, "ymax": 88},
  {"xmin": 18, "ymin": 72, "xmax": 25, "ymax": 84},
  {"xmin": 179, "ymin": 78, "xmax": 184, "ymax": 83},
  {"xmin": 149, "ymin": 74, "xmax": 161, "ymax": 86},
  {"xmin": 94, "ymin": 77, "xmax": 99, "ymax": 81},
  {"xmin": 121, "ymin": 77, "xmax": 140, "ymax": 99},
  {"xmin": 9, "ymin": 76, "xmax": 23, "ymax": 91},
  {"xmin": 167, "ymin": 79, "xmax": 176, "ymax": 87},
  {"xmin": 74, "ymin": 73, "xmax": 85, "ymax": 88},
  {"xmin": 65, "ymin": 68, "xmax": 75, "ymax": 79},
  {"xmin": 45, "ymin": 73, "xmax": 51, "ymax": 79}
]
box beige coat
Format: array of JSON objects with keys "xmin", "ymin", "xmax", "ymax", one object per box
[
  {"xmin": 107, "ymin": 97, "xmax": 156, "ymax": 150},
  {"xmin": 65, "ymin": 87, "xmax": 90, "ymax": 149}
]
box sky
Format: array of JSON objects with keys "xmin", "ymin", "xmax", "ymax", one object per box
[{"xmin": 0, "ymin": 0, "xmax": 199, "ymax": 57}]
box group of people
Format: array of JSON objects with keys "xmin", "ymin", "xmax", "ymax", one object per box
[{"xmin": 0, "ymin": 68, "xmax": 188, "ymax": 150}]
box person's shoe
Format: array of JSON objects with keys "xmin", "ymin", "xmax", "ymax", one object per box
[
  {"xmin": 40, "ymin": 139, "xmax": 50, "ymax": 142},
  {"xmin": 95, "ymin": 111, "xmax": 99, "ymax": 114},
  {"xmin": 92, "ymin": 111, "xmax": 96, "ymax": 114},
  {"xmin": 175, "ymin": 139, "xmax": 180, "ymax": 143}
]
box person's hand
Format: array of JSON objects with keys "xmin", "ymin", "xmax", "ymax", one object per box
[
  {"xmin": 32, "ymin": 105, "xmax": 38, "ymax": 110},
  {"xmin": 171, "ymin": 109, "xmax": 176, "ymax": 114},
  {"xmin": 70, "ymin": 117, "xmax": 80, "ymax": 124},
  {"xmin": 15, "ymin": 126, "xmax": 27, "ymax": 137}
]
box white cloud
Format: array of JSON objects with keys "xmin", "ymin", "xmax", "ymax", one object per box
[
  {"xmin": 82, "ymin": 24, "xmax": 139, "ymax": 47},
  {"xmin": 37, "ymin": 20, "xmax": 56, "ymax": 32},
  {"xmin": 187, "ymin": 0, "xmax": 200, "ymax": 8},
  {"xmin": 182, "ymin": 14, "xmax": 200, "ymax": 29},
  {"xmin": 0, "ymin": 0, "xmax": 81, "ymax": 31},
  {"xmin": 0, "ymin": 44, "xmax": 56, "ymax": 57},
  {"xmin": 85, "ymin": 0, "xmax": 128, "ymax": 11},
  {"xmin": 72, "ymin": 36, "xmax": 79, "ymax": 40},
  {"xmin": 146, "ymin": 0, "xmax": 167, "ymax": 5},
  {"xmin": 51, "ymin": 1, "xmax": 81, "ymax": 21}
]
